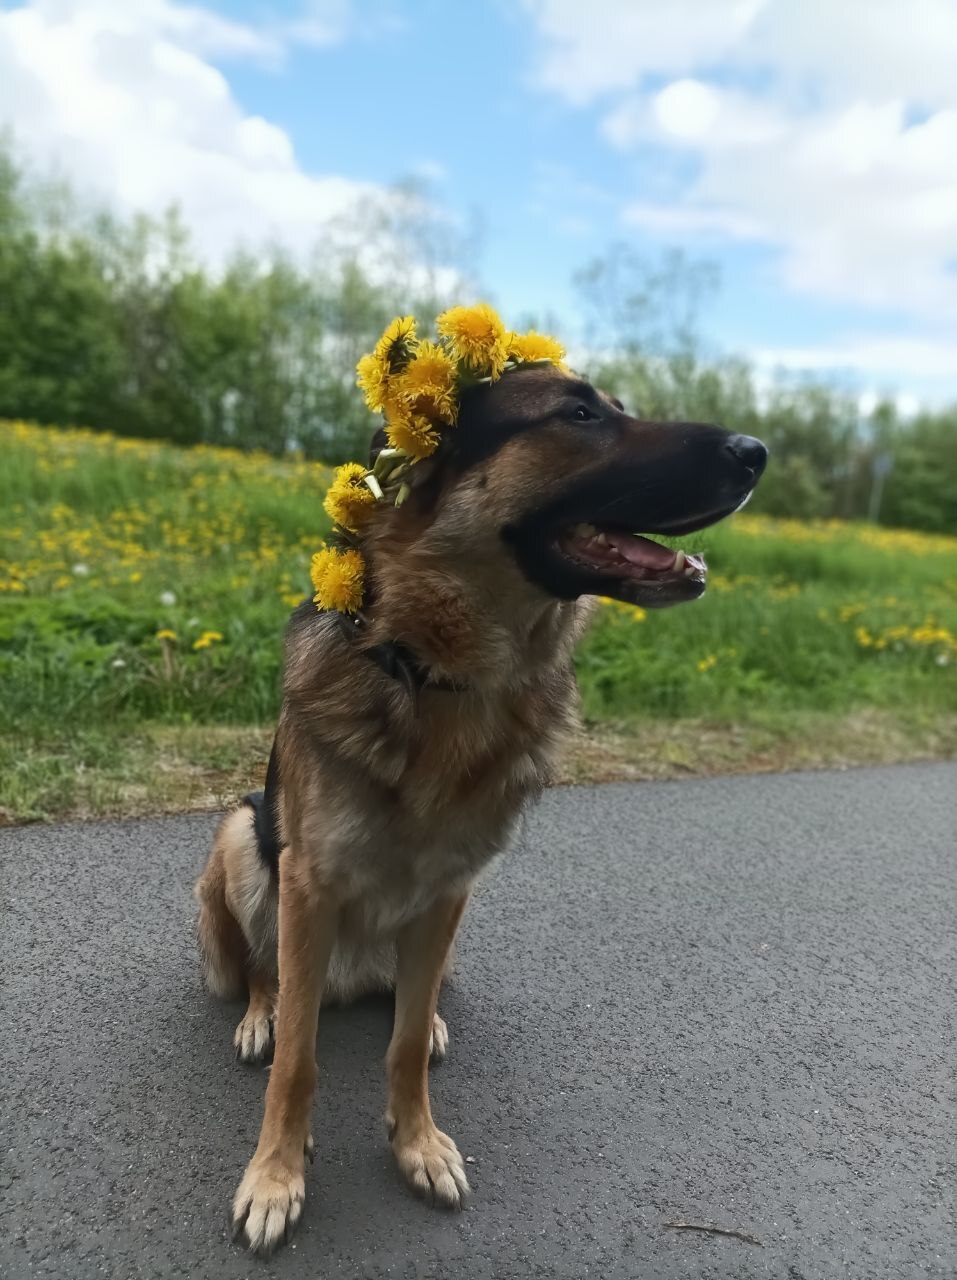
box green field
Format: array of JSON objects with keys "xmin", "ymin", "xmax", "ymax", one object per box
[{"xmin": 2, "ymin": 419, "xmax": 956, "ymax": 822}]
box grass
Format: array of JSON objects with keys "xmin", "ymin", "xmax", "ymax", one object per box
[
  {"xmin": 4, "ymin": 712, "xmax": 953, "ymax": 826},
  {"xmin": 2, "ymin": 418, "xmax": 956, "ymax": 823}
]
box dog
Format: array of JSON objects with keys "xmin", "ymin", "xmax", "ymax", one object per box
[{"xmin": 194, "ymin": 361, "xmax": 767, "ymax": 1255}]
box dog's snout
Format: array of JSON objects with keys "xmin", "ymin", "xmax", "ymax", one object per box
[{"xmin": 724, "ymin": 433, "xmax": 768, "ymax": 475}]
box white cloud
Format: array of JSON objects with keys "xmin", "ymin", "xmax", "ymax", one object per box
[
  {"xmin": 747, "ymin": 0, "xmax": 957, "ymax": 109},
  {"xmin": 750, "ymin": 335, "xmax": 957, "ymax": 410},
  {"xmin": 524, "ymin": 0, "xmax": 957, "ymax": 108},
  {"xmin": 286, "ymin": 0, "xmax": 355, "ymax": 48},
  {"xmin": 623, "ymin": 203, "xmax": 765, "ymax": 241},
  {"xmin": 0, "ymin": 0, "xmax": 386, "ymax": 261},
  {"xmin": 653, "ymin": 79, "xmax": 720, "ymax": 139},
  {"xmin": 525, "ymin": 0, "xmax": 957, "ymax": 326},
  {"xmin": 752, "ymin": 336, "xmax": 957, "ymax": 381},
  {"xmin": 621, "ymin": 93, "xmax": 957, "ymax": 319},
  {"xmin": 604, "ymin": 80, "xmax": 787, "ymax": 151},
  {"xmin": 522, "ymin": 0, "xmax": 767, "ymax": 105}
]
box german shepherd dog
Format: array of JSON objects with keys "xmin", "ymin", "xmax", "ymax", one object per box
[{"xmin": 195, "ymin": 363, "xmax": 767, "ymax": 1255}]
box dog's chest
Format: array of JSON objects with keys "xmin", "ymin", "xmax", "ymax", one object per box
[{"xmin": 323, "ymin": 685, "xmax": 567, "ymax": 934}]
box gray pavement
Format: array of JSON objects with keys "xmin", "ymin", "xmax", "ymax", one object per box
[{"xmin": 1, "ymin": 764, "xmax": 955, "ymax": 1280}]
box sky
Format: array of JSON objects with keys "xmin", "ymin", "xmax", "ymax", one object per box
[{"xmin": 2, "ymin": 0, "xmax": 957, "ymax": 410}]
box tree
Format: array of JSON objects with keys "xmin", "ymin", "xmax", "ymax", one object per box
[
  {"xmin": 574, "ymin": 243, "xmax": 719, "ymax": 356},
  {"xmin": 1, "ymin": 138, "xmax": 956, "ymax": 530}
]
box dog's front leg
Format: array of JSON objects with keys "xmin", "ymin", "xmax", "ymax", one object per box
[
  {"xmin": 232, "ymin": 854, "xmax": 337, "ymax": 1256},
  {"xmin": 387, "ymin": 893, "xmax": 470, "ymax": 1208}
]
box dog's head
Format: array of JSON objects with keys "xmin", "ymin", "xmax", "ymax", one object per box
[{"xmin": 382, "ymin": 363, "xmax": 766, "ymax": 610}]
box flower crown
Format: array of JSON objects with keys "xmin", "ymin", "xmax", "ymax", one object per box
[{"xmin": 310, "ymin": 303, "xmax": 566, "ymax": 615}]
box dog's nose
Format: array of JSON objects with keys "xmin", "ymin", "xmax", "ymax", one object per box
[{"xmin": 724, "ymin": 433, "xmax": 768, "ymax": 475}]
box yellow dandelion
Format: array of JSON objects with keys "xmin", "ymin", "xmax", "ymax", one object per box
[
  {"xmin": 192, "ymin": 630, "xmax": 224, "ymax": 651},
  {"xmin": 385, "ymin": 410, "xmax": 441, "ymax": 460},
  {"xmin": 374, "ymin": 315, "xmax": 417, "ymax": 370},
  {"xmin": 356, "ymin": 317, "xmax": 418, "ymax": 412},
  {"xmin": 392, "ymin": 341, "xmax": 458, "ymax": 422},
  {"xmin": 507, "ymin": 330, "xmax": 565, "ymax": 365},
  {"xmin": 324, "ymin": 462, "xmax": 376, "ymax": 532},
  {"xmin": 310, "ymin": 546, "xmax": 365, "ymax": 614},
  {"xmin": 356, "ymin": 352, "xmax": 391, "ymax": 413},
  {"xmin": 155, "ymin": 628, "xmax": 177, "ymax": 642},
  {"xmin": 436, "ymin": 302, "xmax": 510, "ymax": 379}
]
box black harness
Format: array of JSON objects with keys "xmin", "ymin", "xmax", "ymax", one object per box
[
  {"xmin": 247, "ymin": 739, "xmax": 283, "ymax": 873},
  {"xmin": 330, "ymin": 610, "xmax": 466, "ymax": 697}
]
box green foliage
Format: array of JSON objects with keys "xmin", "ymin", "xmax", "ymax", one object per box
[
  {"xmin": 3, "ymin": 423, "xmax": 956, "ymax": 820},
  {"xmin": 580, "ymin": 552, "xmax": 957, "ymax": 724},
  {"xmin": 0, "ymin": 146, "xmax": 470, "ymax": 465},
  {"xmin": 2, "ymin": 423, "xmax": 956, "ymax": 746},
  {"xmin": 2, "ymin": 143, "xmax": 956, "ymax": 529}
]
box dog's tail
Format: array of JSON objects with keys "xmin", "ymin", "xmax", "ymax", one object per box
[{"xmin": 195, "ymin": 800, "xmax": 278, "ymax": 998}]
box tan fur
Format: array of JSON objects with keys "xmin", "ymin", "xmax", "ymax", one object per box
[
  {"xmin": 196, "ymin": 368, "xmax": 624, "ymax": 1255},
  {"xmin": 386, "ymin": 893, "xmax": 470, "ymax": 1205},
  {"xmin": 189, "ymin": 364, "xmax": 766, "ymax": 1255},
  {"xmin": 230, "ymin": 854, "xmax": 337, "ymax": 1251},
  {"xmin": 194, "ymin": 817, "xmax": 247, "ymax": 1001},
  {"xmin": 198, "ymin": 803, "xmax": 456, "ymax": 1022}
]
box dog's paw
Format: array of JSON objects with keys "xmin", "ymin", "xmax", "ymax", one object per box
[
  {"xmin": 429, "ymin": 1012, "xmax": 449, "ymax": 1062},
  {"xmin": 231, "ymin": 1156, "xmax": 305, "ymax": 1257},
  {"xmin": 392, "ymin": 1125, "xmax": 469, "ymax": 1208},
  {"xmin": 233, "ymin": 1009, "xmax": 274, "ymax": 1065}
]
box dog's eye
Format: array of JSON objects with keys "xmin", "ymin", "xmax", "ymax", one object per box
[{"xmin": 573, "ymin": 405, "xmax": 597, "ymax": 422}]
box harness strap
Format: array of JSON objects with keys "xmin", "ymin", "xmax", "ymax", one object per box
[
  {"xmin": 251, "ymin": 607, "xmax": 466, "ymax": 874},
  {"xmin": 330, "ymin": 610, "xmax": 466, "ymax": 695}
]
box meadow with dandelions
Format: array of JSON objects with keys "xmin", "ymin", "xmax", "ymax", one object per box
[{"xmin": 2, "ymin": 419, "xmax": 956, "ymax": 821}]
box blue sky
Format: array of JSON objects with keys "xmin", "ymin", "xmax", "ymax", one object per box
[{"xmin": 3, "ymin": 0, "xmax": 957, "ymax": 408}]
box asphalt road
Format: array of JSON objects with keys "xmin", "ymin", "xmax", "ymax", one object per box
[{"xmin": 1, "ymin": 764, "xmax": 955, "ymax": 1280}]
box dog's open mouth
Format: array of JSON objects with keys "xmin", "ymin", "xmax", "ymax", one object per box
[
  {"xmin": 556, "ymin": 523, "xmax": 707, "ymax": 587},
  {"xmin": 506, "ymin": 424, "xmax": 765, "ymax": 609}
]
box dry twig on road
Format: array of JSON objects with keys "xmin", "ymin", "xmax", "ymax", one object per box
[{"xmin": 664, "ymin": 1220, "xmax": 764, "ymax": 1247}]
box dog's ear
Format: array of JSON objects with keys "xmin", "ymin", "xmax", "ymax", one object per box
[
  {"xmin": 368, "ymin": 427, "xmax": 389, "ymax": 468},
  {"xmin": 407, "ymin": 452, "xmax": 444, "ymax": 492}
]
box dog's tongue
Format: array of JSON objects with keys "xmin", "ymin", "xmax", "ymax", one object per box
[{"xmin": 604, "ymin": 532, "xmax": 678, "ymax": 571}]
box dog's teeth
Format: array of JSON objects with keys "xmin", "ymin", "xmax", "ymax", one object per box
[
  {"xmin": 595, "ymin": 532, "xmax": 609, "ymax": 546},
  {"xmin": 673, "ymin": 550, "xmax": 686, "ymax": 573}
]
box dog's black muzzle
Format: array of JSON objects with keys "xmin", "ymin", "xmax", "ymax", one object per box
[
  {"xmin": 537, "ymin": 421, "xmax": 767, "ymax": 537},
  {"xmin": 505, "ymin": 420, "xmax": 768, "ymax": 607}
]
